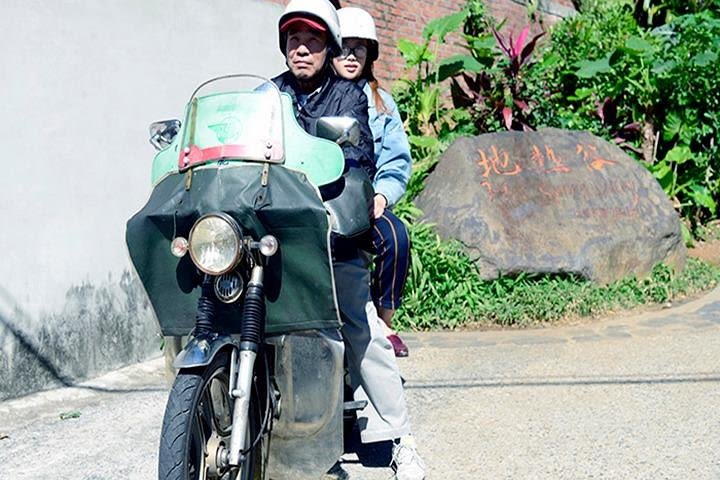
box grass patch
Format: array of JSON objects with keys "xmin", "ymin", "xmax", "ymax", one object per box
[{"xmin": 395, "ymin": 222, "xmax": 720, "ymax": 331}]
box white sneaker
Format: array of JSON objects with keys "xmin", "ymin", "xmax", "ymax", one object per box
[{"xmin": 391, "ymin": 436, "xmax": 426, "ymax": 480}]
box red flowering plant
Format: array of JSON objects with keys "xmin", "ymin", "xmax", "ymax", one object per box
[{"xmin": 448, "ymin": 24, "xmax": 545, "ymax": 132}]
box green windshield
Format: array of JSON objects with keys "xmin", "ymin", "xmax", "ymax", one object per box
[
  {"xmin": 150, "ymin": 76, "xmax": 345, "ymax": 189},
  {"xmin": 180, "ymin": 90, "xmax": 284, "ymax": 165}
]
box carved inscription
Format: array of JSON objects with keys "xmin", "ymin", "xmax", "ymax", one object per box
[
  {"xmin": 477, "ymin": 145, "xmax": 522, "ymax": 178},
  {"xmin": 476, "ymin": 141, "xmax": 637, "ymax": 219},
  {"xmin": 477, "ymin": 142, "xmax": 617, "ymax": 179},
  {"xmin": 530, "ymin": 145, "xmax": 571, "ymax": 174},
  {"xmin": 576, "ymin": 143, "xmax": 618, "ymax": 171}
]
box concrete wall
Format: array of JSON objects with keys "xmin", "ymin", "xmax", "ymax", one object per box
[{"xmin": 0, "ymin": 0, "xmax": 286, "ymax": 400}]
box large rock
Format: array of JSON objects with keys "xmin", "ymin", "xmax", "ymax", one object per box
[{"xmin": 416, "ymin": 129, "xmax": 686, "ymax": 283}]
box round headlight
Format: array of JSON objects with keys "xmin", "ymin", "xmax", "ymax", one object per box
[{"xmin": 188, "ymin": 213, "xmax": 242, "ymax": 275}]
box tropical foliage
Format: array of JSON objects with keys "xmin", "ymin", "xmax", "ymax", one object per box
[{"xmin": 529, "ymin": 1, "xmax": 720, "ymax": 227}]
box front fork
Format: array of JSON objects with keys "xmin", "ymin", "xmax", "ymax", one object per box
[{"xmin": 228, "ymin": 265, "xmax": 265, "ymax": 467}]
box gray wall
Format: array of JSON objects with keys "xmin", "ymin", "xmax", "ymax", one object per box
[{"xmin": 0, "ymin": 0, "xmax": 286, "ymax": 400}]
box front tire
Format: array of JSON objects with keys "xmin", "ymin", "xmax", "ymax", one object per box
[{"xmin": 158, "ymin": 351, "xmax": 263, "ymax": 480}]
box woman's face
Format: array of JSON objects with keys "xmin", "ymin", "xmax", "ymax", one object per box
[{"xmin": 333, "ymin": 37, "xmax": 369, "ymax": 81}]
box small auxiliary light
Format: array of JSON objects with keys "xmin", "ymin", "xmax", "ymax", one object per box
[
  {"xmin": 259, "ymin": 235, "xmax": 279, "ymax": 257},
  {"xmin": 171, "ymin": 237, "xmax": 189, "ymax": 258}
]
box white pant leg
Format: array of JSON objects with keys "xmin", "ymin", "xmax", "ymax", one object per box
[{"xmin": 333, "ymin": 258, "xmax": 411, "ymax": 443}]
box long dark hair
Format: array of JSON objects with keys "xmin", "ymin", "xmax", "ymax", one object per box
[{"xmin": 362, "ymin": 50, "xmax": 388, "ymax": 114}]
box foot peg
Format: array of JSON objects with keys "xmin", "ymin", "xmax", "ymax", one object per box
[{"xmin": 343, "ymin": 400, "xmax": 368, "ymax": 412}]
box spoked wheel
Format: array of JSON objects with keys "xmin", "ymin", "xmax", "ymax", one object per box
[{"xmin": 158, "ymin": 351, "xmax": 264, "ymax": 480}]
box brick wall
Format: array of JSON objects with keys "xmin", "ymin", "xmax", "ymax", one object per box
[{"xmin": 268, "ymin": 0, "xmax": 576, "ymax": 86}]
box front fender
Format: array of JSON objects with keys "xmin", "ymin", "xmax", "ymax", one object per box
[{"xmin": 173, "ymin": 332, "xmax": 234, "ymax": 369}]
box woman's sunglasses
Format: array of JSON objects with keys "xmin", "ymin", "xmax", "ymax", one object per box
[{"xmin": 339, "ymin": 44, "xmax": 368, "ymax": 59}]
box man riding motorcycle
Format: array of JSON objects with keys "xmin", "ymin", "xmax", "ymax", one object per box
[{"xmin": 272, "ymin": 1, "xmax": 425, "ymax": 478}]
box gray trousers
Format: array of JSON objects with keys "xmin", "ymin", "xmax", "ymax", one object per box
[{"xmin": 333, "ymin": 258, "xmax": 412, "ymax": 443}]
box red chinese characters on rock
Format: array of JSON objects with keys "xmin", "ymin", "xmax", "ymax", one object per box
[
  {"xmin": 576, "ymin": 143, "xmax": 618, "ymax": 171},
  {"xmin": 475, "ymin": 141, "xmax": 637, "ymax": 217},
  {"xmin": 476, "ymin": 142, "xmax": 618, "ymax": 182},
  {"xmin": 531, "ymin": 145, "xmax": 571, "ymax": 174},
  {"xmin": 477, "ymin": 145, "xmax": 522, "ymax": 178}
]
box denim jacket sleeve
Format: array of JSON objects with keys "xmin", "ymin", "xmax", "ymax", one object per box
[{"xmin": 365, "ymin": 85, "xmax": 412, "ymax": 208}]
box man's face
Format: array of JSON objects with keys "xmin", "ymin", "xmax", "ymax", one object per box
[{"xmin": 285, "ymin": 25, "xmax": 328, "ymax": 81}]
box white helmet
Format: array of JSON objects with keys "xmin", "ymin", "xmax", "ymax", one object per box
[
  {"xmin": 278, "ymin": 0, "xmax": 342, "ymax": 56},
  {"xmin": 337, "ymin": 7, "xmax": 379, "ymax": 61}
]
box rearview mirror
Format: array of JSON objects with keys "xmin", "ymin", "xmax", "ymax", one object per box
[
  {"xmin": 149, "ymin": 119, "xmax": 181, "ymax": 151},
  {"xmin": 316, "ymin": 116, "xmax": 360, "ymax": 147}
]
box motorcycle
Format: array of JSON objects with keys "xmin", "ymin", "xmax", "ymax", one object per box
[{"xmin": 126, "ymin": 75, "xmax": 374, "ymax": 479}]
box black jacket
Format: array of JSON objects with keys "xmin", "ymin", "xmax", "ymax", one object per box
[{"xmin": 272, "ymin": 69, "xmax": 376, "ymax": 180}]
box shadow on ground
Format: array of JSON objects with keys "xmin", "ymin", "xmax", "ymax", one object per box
[{"xmin": 343, "ymin": 423, "xmax": 393, "ymax": 468}]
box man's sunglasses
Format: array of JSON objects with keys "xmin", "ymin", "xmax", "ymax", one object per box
[{"xmin": 339, "ymin": 45, "xmax": 368, "ymax": 59}]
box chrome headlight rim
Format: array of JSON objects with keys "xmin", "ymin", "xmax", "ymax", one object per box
[{"xmin": 188, "ymin": 212, "xmax": 243, "ymax": 275}]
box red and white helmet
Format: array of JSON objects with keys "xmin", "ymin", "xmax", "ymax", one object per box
[
  {"xmin": 278, "ymin": 0, "xmax": 343, "ymax": 56},
  {"xmin": 337, "ymin": 7, "xmax": 379, "ymax": 61}
]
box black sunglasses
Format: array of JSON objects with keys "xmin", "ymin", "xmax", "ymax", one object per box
[{"xmin": 339, "ymin": 45, "xmax": 368, "ymax": 59}]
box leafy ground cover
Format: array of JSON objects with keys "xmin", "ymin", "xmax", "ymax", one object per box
[{"xmin": 395, "ymin": 252, "xmax": 720, "ymax": 331}]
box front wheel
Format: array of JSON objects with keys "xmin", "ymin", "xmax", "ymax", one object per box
[{"xmin": 158, "ymin": 351, "xmax": 263, "ymax": 480}]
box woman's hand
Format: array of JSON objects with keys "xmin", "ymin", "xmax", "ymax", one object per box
[{"xmin": 373, "ymin": 194, "xmax": 387, "ymax": 219}]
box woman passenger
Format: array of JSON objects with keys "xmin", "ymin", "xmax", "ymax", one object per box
[{"xmin": 333, "ymin": 7, "xmax": 413, "ymax": 357}]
